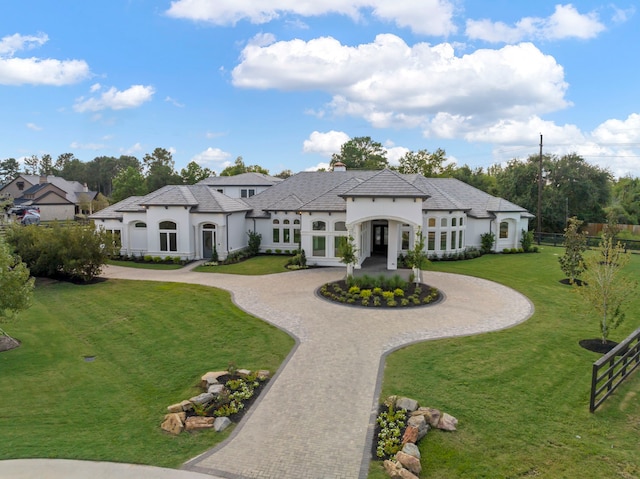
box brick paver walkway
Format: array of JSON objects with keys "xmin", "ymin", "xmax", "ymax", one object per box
[{"xmin": 95, "ymin": 264, "xmax": 533, "ymax": 479}]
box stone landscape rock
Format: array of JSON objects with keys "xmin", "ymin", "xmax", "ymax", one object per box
[
  {"xmin": 395, "ymin": 451, "xmax": 422, "ymax": 475},
  {"xmin": 401, "ymin": 443, "xmax": 420, "ymax": 459},
  {"xmin": 412, "ymin": 407, "xmax": 441, "ymax": 428},
  {"xmin": 190, "ymin": 392, "xmax": 214, "ymax": 406},
  {"xmin": 407, "ymin": 414, "xmax": 429, "ymax": 441},
  {"xmin": 383, "ymin": 459, "xmax": 404, "ymax": 478},
  {"xmin": 256, "ymin": 370, "xmax": 270, "ymax": 380},
  {"xmin": 180, "ymin": 400, "xmax": 193, "ymax": 412},
  {"xmin": 167, "ymin": 402, "xmax": 184, "ymax": 413},
  {"xmin": 161, "ymin": 413, "xmax": 185, "ymax": 435},
  {"xmin": 185, "ymin": 416, "xmax": 215, "ymax": 431},
  {"xmin": 396, "ymin": 397, "xmax": 419, "ymax": 412},
  {"xmin": 236, "ymin": 368, "xmax": 251, "ymax": 378},
  {"xmin": 401, "ymin": 425, "xmax": 419, "ymax": 445},
  {"xmin": 213, "ymin": 416, "xmax": 232, "ymax": 432},
  {"xmin": 201, "ymin": 370, "xmax": 228, "ymax": 387},
  {"xmin": 437, "ymin": 412, "xmax": 458, "ymax": 431},
  {"xmin": 207, "ymin": 383, "xmax": 225, "ymax": 395}
]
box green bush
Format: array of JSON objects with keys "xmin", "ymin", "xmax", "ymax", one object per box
[
  {"xmin": 247, "ymin": 230, "xmax": 262, "ymax": 256},
  {"xmin": 6, "ymin": 222, "xmax": 115, "ymax": 282}
]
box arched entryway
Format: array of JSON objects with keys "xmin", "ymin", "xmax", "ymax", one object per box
[{"xmin": 202, "ymin": 223, "xmax": 217, "ymax": 259}]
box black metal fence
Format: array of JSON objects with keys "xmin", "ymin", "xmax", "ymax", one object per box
[{"xmin": 589, "ymin": 326, "xmax": 640, "ymax": 412}]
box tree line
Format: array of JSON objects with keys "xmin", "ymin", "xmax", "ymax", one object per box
[{"xmin": 2, "ymin": 137, "xmax": 635, "ymax": 232}]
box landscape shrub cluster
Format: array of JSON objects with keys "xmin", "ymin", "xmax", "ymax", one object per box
[
  {"xmin": 6, "ymin": 222, "xmax": 115, "ymax": 282},
  {"xmin": 319, "ymin": 274, "xmax": 439, "ymax": 307}
]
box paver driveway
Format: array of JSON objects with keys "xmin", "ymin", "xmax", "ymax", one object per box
[{"xmin": 96, "ymin": 264, "xmax": 533, "ymax": 479}]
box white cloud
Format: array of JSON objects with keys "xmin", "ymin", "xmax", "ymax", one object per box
[
  {"xmin": 74, "ymin": 84, "xmax": 155, "ymax": 112},
  {"xmin": 70, "ymin": 141, "xmax": 105, "ymax": 150},
  {"xmin": 384, "ymin": 146, "xmax": 410, "ymax": 166},
  {"xmin": 26, "ymin": 122, "xmax": 42, "ymax": 131},
  {"xmin": 191, "ymin": 147, "xmax": 232, "ymax": 166},
  {"xmin": 611, "ymin": 5, "xmax": 635, "ymax": 23},
  {"xmin": 304, "ymin": 162, "xmax": 332, "ymax": 171},
  {"xmin": 165, "ymin": 96, "xmax": 185, "ymax": 107},
  {"xmin": 303, "ymin": 130, "xmax": 350, "ymax": 157},
  {"xmin": 233, "ymin": 35, "xmax": 569, "ymax": 134},
  {"xmin": 166, "ymin": 0, "xmax": 456, "ymax": 35},
  {"xmin": 466, "ymin": 4, "xmax": 606, "ymax": 43},
  {"xmin": 0, "ymin": 32, "xmax": 90, "ymax": 86},
  {"xmin": 0, "ymin": 33, "xmax": 48, "ymax": 56},
  {"xmin": 121, "ymin": 143, "xmax": 143, "ymax": 155}
]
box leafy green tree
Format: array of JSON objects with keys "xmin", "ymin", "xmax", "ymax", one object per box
[
  {"xmin": 220, "ymin": 156, "xmax": 269, "ymax": 176},
  {"xmin": 0, "ymin": 239, "xmax": 34, "ymax": 344},
  {"xmin": 111, "ymin": 166, "xmax": 148, "ymax": 202},
  {"xmin": 579, "ymin": 225, "xmax": 636, "ymax": 343},
  {"xmin": 450, "ymin": 165, "xmax": 497, "ymax": 194},
  {"xmin": 38, "ymin": 154, "xmax": 54, "ymax": 175},
  {"xmin": 143, "ymin": 148, "xmax": 182, "ymax": 191},
  {"xmin": 247, "ymin": 230, "xmax": 262, "ymax": 256},
  {"xmin": 330, "ymin": 136, "xmax": 389, "ymax": 170},
  {"xmin": 395, "ymin": 148, "xmax": 454, "ymax": 177},
  {"xmin": 58, "ymin": 156, "xmax": 88, "ymax": 184},
  {"xmin": 608, "ymin": 175, "xmax": 640, "ymax": 224},
  {"xmin": 274, "ymin": 169, "xmax": 293, "ymax": 179},
  {"xmin": 180, "ymin": 161, "xmax": 213, "ymax": 184},
  {"xmin": 404, "ymin": 228, "xmax": 428, "ymax": 283},
  {"xmin": 0, "ymin": 158, "xmax": 20, "ymax": 184},
  {"xmin": 559, "ymin": 217, "xmax": 588, "ymax": 284}
]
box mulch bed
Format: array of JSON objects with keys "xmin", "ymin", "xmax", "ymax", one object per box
[
  {"xmin": 318, "ymin": 280, "xmax": 442, "ymax": 308},
  {"xmin": 579, "ymin": 338, "xmax": 620, "ymax": 354}
]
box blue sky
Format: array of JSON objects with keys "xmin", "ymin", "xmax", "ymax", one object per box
[{"xmin": 1, "ymin": 1, "xmax": 639, "ymax": 177}]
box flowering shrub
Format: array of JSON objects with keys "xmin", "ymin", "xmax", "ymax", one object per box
[{"xmin": 375, "ymin": 405, "xmax": 407, "ymax": 458}]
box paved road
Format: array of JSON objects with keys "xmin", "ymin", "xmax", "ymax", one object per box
[{"xmin": 1, "ymin": 264, "xmax": 533, "ymax": 479}]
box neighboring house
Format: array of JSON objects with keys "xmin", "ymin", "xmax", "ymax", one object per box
[
  {"xmin": 0, "ymin": 174, "xmax": 97, "ymax": 221},
  {"xmin": 196, "ymin": 172, "xmax": 283, "ymax": 198},
  {"xmin": 90, "ymin": 168, "xmax": 534, "ymax": 270}
]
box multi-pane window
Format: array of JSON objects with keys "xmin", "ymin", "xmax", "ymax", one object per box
[
  {"xmin": 500, "ymin": 221, "xmax": 509, "ymax": 239},
  {"xmin": 241, "ymin": 189, "xmax": 256, "ymax": 198},
  {"xmin": 159, "ymin": 221, "xmax": 177, "ymax": 252},
  {"xmin": 294, "ymin": 219, "xmax": 301, "ymax": 244},
  {"xmin": 313, "ymin": 236, "xmax": 326, "ymax": 256},
  {"xmin": 272, "ymin": 219, "xmax": 280, "ymax": 242}
]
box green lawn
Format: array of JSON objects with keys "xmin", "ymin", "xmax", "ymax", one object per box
[
  {"xmin": 193, "ymin": 254, "xmax": 292, "ymax": 275},
  {"xmin": 107, "ymin": 259, "xmax": 185, "ymax": 270},
  {"xmin": 0, "ymin": 280, "xmax": 294, "ymax": 468},
  {"xmin": 369, "ymin": 246, "xmax": 640, "ymax": 479}
]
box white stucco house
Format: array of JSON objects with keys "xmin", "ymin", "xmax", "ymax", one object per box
[{"xmin": 90, "ymin": 168, "xmax": 533, "ymax": 270}]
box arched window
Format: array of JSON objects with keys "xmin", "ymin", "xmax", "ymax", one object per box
[
  {"xmin": 273, "ymin": 219, "xmax": 280, "ymax": 225},
  {"xmin": 428, "ymin": 217, "xmax": 436, "ymax": 228},
  {"xmin": 283, "ymin": 219, "xmax": 290, "ymax": 225},
  {"xmin": 334, "ymin": 221, "xmax": 347, "ymax": 231},
  {"xmin": 159, "ymin": 221, "xmax": 177, "ymax": 252},
  {"xmin": 452, "ymin": 218, "xmax": 457, "ymax": 227},
  {"xmin": 440, "ymin": 218, "xmax": 447, "ymax": 227},
  {"xmin": 312, "ymin": 221, "xmax": 326, "ymax": 231},
  {"xmin": 134, "ymin": 222, "xmax": 146, "ymax": 228},
  {"xmin": 500, "ymin": 221, "xmax": 509, "ymax": 239},
  {"xmin": 202, "ymin": 223, "xmax": 216, "ymax": 229}
]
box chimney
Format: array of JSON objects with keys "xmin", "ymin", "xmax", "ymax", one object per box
[
  {"xmin": 39, "ymin": 174, "xmax": 47, "ymax": 184},
  {"xmin": 333, "ymin": 161, "xmax": 346, "ymax": 172},
  {"xmin": 83, "ymin": 183, "xmax": 89, "ymax": 193}
]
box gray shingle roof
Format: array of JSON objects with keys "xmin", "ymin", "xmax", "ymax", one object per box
[
  {"xmin": 90, "ymin": 196, "xmax": 144, "ymax": 219},
  {"xmin": 197, "ymin": 172, "xmax": 283, "ymax": 187},
  {"xmin": 341, "ymin": 169, "xmax": 429, "ymax": 198}
]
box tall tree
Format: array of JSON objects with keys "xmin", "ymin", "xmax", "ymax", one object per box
[
  {"xmin": 452, "ymin": 165, "xmax": 498, "ymax": 195},
  {"xmin": 220, "ymin": 156, "xmax": 269, "ymax": 176},
  {"xmin": 38, "ymin": 154, "xmax": 54, "ymax": 175},
  {"xmin": 608, "ymin": 175, "xmax": 640, "ymax": 224},
  {"xmin": 110, "ymin": 167, "xmax": 147, "ymax": 202},
  {"xmin": 59, "ymin": 157, "xmax": 88, "ymax": 184},
  {"xmin": 330, "ymin": 136, "xmax": 389, "ymax": 170},
  {"xmin": 180, "ymin": 161, "xmax": 213, "ymax": 185},
  {"xmin": 54, "ymin": 153, "xmax": 77, "ymax": 176},
  {"xmin": 395, "ymin": 148, "xmax": 454, "ymax": 177},
  {"xmin": 143, "ymin": 148, "xmax": 181, "ymax": 191},
  {"xmin": 558, "ymin": 217, "xmax": 588, "ymax": 285},
  {"xmin": 0, "ymin": 239, "xmax": 35, "ymax": 347},
  {"xmin": 0, "ymin": 158, "xmax": 20, "ymax": 184},
  {"xmin": 23, "ymin": 155, "xmax": 39, "ymax": 175},
  {"xmin": 274, "ymin": 169, "xmax": 293, "ymax": 179}
]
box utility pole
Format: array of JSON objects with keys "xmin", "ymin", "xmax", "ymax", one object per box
[{"xmin": 537, "ymin": 134, "xmax": 543, "ymax": 243}]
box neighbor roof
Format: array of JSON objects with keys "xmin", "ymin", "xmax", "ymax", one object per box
[{"xmin": 197, "ymin": 172, "xmax": 283, "ymax": 187}]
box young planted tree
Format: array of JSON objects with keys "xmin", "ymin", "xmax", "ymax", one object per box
[
  {"xmin": 558, "ymin": 217, "xmax": 588, "ymax": 284},
  {"xmin": 404, "ymin": 228, "xmax": 428, "ymax": 284},
  {"xmin": 579, "ymin": 228, "xmax": 636, "ymax": 343},
  {"xmin": 337, "ymin": 235, "xmax": 358, "ymax": 277},
  {"xmin": 0, "ymin": 239, "xmax": 35, "ymax": 349}
]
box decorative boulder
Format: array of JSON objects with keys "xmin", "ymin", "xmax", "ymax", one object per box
[
  {"xmin": 412, "ymin": 407, "xmax": 441, "ymax": 428},
  {"xmin": 185, "ymin": 416, "xmax": 215, "ymax": 431},
  {"xmin": 407, "ymin": 414, "xmax": 429, "ymax": 441},
  {"xmin": 396, "ymin": 397, "xmax": 419, "ymax": 412},
  {"xmin": 401, "ymin": 442, "xmax": 420, "ymax": 459},
  {"xmin": 207, "ymin": 384, "xmax": 225, "ymax": 395},
  {"xmin": 201, "ymin": 371, "xmax": 228, "ymax": 388},
  {"xmin": 395, "ymin": 451, "xmax": 422, "ymax": 476},
  {"xmin": 383, "ymin": 459, "xmax": 419, "ymax": 479},
  {"xmin": 161, "ymin": 413, "xmax": 185, "ymax": 435},
  {"xmin": 236, "ymin": 369, "xmax": 252, "ymax": 378},
  {"xmin": 437, "ymin": 412, "xmax": 458, "ymax": 431},
  {"xmin": 401, "ymin": 425, "xmax": 419, "ymax": 445},
  {"xmin": 167, "ymin": 402, "xmax": 184, "ymax": 413},
  {"xmin": 180, "ymin": 400, "xmax": 193, "ymax": 412},
  {"xmin": 189, "ymin": 392, "xmax": 214, "ymax": 406},
  {"xmin": 213, "ymin": 416, "xmax": 232, "ymax": 432},
  {"xmin": 256, "ymin": 370, "xmax": 270, "ymax": 380}
]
